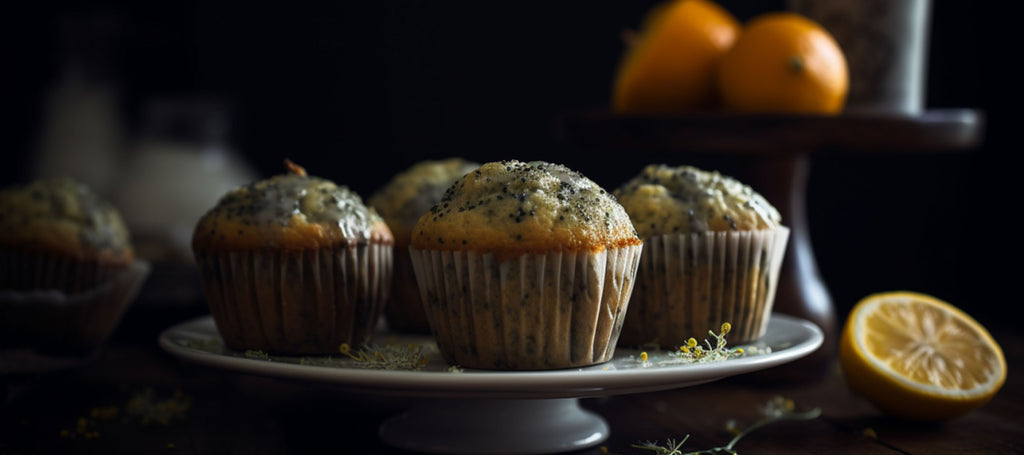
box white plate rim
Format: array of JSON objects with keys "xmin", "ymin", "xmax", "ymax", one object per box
[{"xmin": 158, "ymin": 313, "xmax": 822, "ymax": 398}]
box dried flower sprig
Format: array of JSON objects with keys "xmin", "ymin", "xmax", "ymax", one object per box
[
  {"xmin": 59, "ymin": 388, "xmax": 193, "ymax": 440},
  {"xmin": 637, "ymin": 323, "xmax": 747, "ymax": 368},
  {"xmin": 124, "ymin": 388, "xmax": 193, "ymax": 426},
  {"xmin": 183, "ymin": 338, "xmax": 223, "ymax": 352},
  {"xmin": 673, "ymin": 322, "xmax": 742, "ymax": 361},
  {"xmin": 631, "ymin": 436, "xmax": 690, "ymax": 455},
  {"xmin": 244, "ymin": 349, "xmax": 270, "ymax": 360},
  {"xmin": 338, "ymin": 342, "xmax": 432, "ymax": 370},
  {"xmin": 719, "ymin": 395, "xmax": 821, "ymax": 452},
  {"xmin": 621, "ymin": 395, "xmax": 821, "ymax": 455}
]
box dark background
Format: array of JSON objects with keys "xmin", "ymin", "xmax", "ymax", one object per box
[{"xmin": 0, "ymin": 1, "xmax": 1012, "ymax": 328}]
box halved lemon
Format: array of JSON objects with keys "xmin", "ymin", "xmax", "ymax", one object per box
[{"xmin": 839, "ymin": 291, "xmax": 1006, "ymax": 421}]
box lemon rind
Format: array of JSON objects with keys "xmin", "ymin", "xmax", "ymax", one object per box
[{"xmin": 852, "ymin": 295, "xmax": 1007, "ymax": 400}]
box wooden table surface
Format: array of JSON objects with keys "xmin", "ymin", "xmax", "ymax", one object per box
[{"xmin": 3, "ymin": 294, "xmax": 1021, "ymax": 455}]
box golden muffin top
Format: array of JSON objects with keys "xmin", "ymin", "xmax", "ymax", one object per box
[
  {"xmin": 614, "ymin": 164, "xmax": 781, "ymax": 238},
  {"xmin": 0, "ymin": 178, "xmax": 134, "ymax": 261},
  {"xmin": 192, "ymin": 160, "xmax": 392, "ymax": 251},
  {"xmin": 410, "ymin": 160, "xmax": 640, "ymax": 258},
  {"xmin": 368, "ymin": 158, "xmax": 479, "ymax": 245}
]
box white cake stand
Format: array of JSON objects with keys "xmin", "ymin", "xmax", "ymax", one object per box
[{"xmin": 159, "ymin": 314, "xmax": 822, "ymax": 454}]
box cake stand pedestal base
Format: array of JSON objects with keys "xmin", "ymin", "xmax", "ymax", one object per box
[{"xmin": 378, "ymin": 397, "xmax": 608, "ymax": 454}]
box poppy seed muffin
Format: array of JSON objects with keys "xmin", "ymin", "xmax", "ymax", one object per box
[
  {"xmin": 368, "ymin": 158, "xmax": 479, "ymax": 333},
  {"xmin": 0, "ymin": 178, "xmax": 134, "ymax": 293},
  {"xmin": 0, "ymin": 178, "xmax": 146, "ymax": 354},
  {"xmin": 408, "ymin": 160, "xmax": 643, "ymax": 370},
  {"xmin": 192, "ymin": 160, "xmax": 393, "ymax": 355},
  {"xmin": 614, "ymin": 164, "xmax": 789, "ymax": 346}
]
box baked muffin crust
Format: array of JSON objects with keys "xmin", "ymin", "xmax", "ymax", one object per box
[
  {"xmin": 411, "ymin": 160, "xmax": 640, "ymax": 257},
  {"xmin": 614, "ymin": 164, "xmax": 781, "ymax": 238},
  {"xmin": 0, "ymin": 178, "xmax": 133, "ymax": 262},
  {"xmin": 192, "ymin": 160, "xmax": 392, "ymax": 251},
  {"xmin": 368, "ymin": 158, "xmax": 479, "ymax": 245}
]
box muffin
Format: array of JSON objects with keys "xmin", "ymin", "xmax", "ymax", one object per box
[
  {"xmin": 367, "ymin": 158, "xmax": 479, "ymax": 334},
  {"xmin": 613, "ymin": 164, "xmax": 789, "ymax": 347},
  {"xmin": 408, "ymin": 160, "xmax": 643, "ymax": 370},
  {"xmin": 0, "ymin": 178, "xmax": 147, "ymax": 353},
  {"xmin": 0, "ymin": 178, "xmax": 135, "ymax": 292},
  {"xmin": 191, "ymin": 160, "xmax": 393, "ymax": 355}
]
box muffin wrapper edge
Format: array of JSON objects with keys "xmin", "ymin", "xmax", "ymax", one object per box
[
  {"xmin": 195, "ymin": 244, "xmax": 392, "ymax": 355},
  {"xmin": 383, "ymin": 245, "xmax": 432, "ymax": 334},
  {"xmin": 0, "ymin": 248, "xmax": 129, "ymax": 294},
  {"xmin": 0, "ymin": 260, "xmax": 151, "ymax": 354},
  {"xmin": 409, "ymin": 245, "xmax": 642, "ymax": 370},
  {"xmin": 619, "ymin": 227, "xmax": 790, "ymax": 347}
]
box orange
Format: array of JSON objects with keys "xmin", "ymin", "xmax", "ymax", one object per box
[
  {"xmin": 717, "ymin": 12, "xmax": 848, "ymax": 115},
  {"xmin": 839, "ymin": 291, "xmax": 1006, "ymax": 422},
  {"xmin": 612, "ymin": 0, "xmax": 740, "ymax": 114}
]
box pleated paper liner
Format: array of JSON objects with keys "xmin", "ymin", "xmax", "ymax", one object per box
[
  {"xmin": 617, "ymin": 227, "xmax": 789, "ymax": 348},
  {"xmin": 383, "ymin": 247, "xmax": 432, "ymax": 334},
  {"xmin": 0, "ymin": 259, "xmax": 151, "ymax": 355},
  {"xmin": 195, "ymin": 243, "xmax": 392, "ymax": 355},
  {"xmin": 409, "ymin": 245, "xmax": 642, "ymax": 370}
]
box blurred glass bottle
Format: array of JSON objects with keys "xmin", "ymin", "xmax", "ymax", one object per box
[
  {"xmin": 32, "ymin": 11, "xmax": 126, "ymax": 198},
  {"xmin": 114, "ymin": 97, "xmax": 258, "ymax": 263},
  {"xmin": 788, "ymin": 0, "xmax": 932, "ymax": 115}
]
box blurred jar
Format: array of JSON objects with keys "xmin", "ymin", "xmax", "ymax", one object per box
[
  {"xmin": 114, "ymin": 97, "xmax": 258, "ymax": 263},
  {"xmin": 787, "ymin": 0, "xmax": 932, "ymax": 115},
  {"xmin": 32, "ymin": 12, "xmax": 127, "ymax": 198}
]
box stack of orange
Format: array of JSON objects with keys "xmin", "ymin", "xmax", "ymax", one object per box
[{"xmin": 612, "ymin": 0, "xmax": 849, "ymax": 115}]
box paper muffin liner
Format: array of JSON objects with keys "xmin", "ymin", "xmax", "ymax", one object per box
[
  {"xmin": 194, "ymin": 243, "xmax": 392, "ymax": 355},
  {"xmin": 0, "ymin": 248, "xmax": 131, "ymax": 294},
  {"xmin": 0, "ymin": 260, "xmax": 151, "ymax": 355},
  {"xmin": 383, "ymin": 245, "xmax": 432, "ymax": 334},
  {"xmin": 618, "ymin": 227, "xmax": 789, "ymax": 347},
  {"xmin": 409, "ymin": 245, "xmax": 642, "ymax": 370}
]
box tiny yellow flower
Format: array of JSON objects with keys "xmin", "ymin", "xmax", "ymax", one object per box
[
  {"xmin": 640, "ymin": 352, "xmax": 649, "ymax": 362},
  {"xmin": 725, "ymin": 419, "xmax": 741, "ymax": 435},
  {"xmin": 89, "ymin": 406, "xmax": 119, "ymax": 420},
  {"xmin": 784, "ymin": 398, "xmax": 795, "ymax": 411},
  {"xmin": 339, "ymin": 343, "xmax": 351, "ymax": 354},
  {"xmin": 721, "ymin": 322, "xmax": 732, "ymax": 334},
  {"xmin": 687, "ymin": 338, "xmax": 698, "ymax": 348}
]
